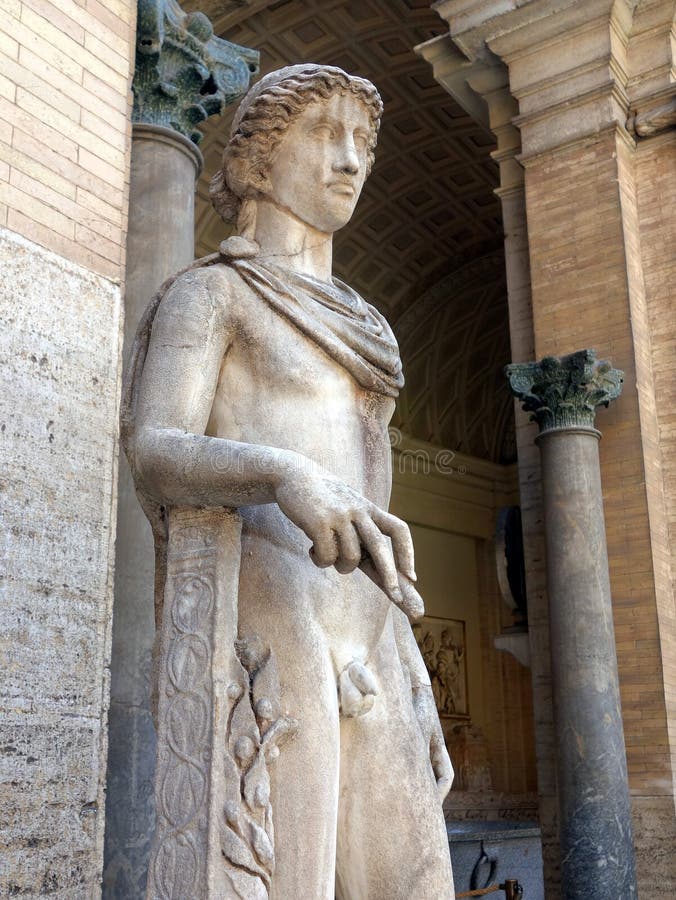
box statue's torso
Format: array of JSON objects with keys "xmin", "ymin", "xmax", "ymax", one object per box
[{"xmin": 203, "ymin": 263, "xmax": 397, "ymax": 670}]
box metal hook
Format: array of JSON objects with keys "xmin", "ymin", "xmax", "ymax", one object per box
[{"xmin": 470, "ymin": 841, "xmax": 498, "ymax": 891}]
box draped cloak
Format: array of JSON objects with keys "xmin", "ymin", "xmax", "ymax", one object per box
[{"xmin": 121, "ymin": 239, "xmax": 404, "ymax": 629}]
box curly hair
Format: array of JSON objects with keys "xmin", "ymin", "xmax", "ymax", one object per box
[{"xmin": 210, "ymin": 64, "xmax": 383, "ymax": 237}]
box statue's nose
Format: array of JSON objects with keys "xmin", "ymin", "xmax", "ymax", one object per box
[{"xmin": 334, "ymin": 140, "xmax": 359, "ymax": 175}]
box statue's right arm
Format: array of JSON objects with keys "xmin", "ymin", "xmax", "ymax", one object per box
[{"xmin": 132, "ymin": 270, "xmax": 297, "ymax": 509}]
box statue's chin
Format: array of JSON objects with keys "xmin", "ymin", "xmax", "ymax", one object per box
[
  {"xmin": 284, "ymin": 189, "xmax": 360, "ymax": 235},
  {"xmin": 305, "ymin": 206, "xmax": 359, "ymax": 235}
]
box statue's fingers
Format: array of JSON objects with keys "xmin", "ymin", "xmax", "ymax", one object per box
[
  {"xmin": 370, "ymin": 509, "xmax": 416, "ymax": 581},
  {"xmin": 398, "ymin": 574, "xmax": 425, "ymax": 621},
  {"xmin": 309, "ymin": 527, "xmax": 340, "ymax": 568},
  {"xmin": 358, "ymin": 557, "xmax": 423, "ymax": 622},
  {"xmin": 431, "ymin": 735, "xmax": 454, "ymax": 801},
  {"xmin": 354, "ymin": 516, "xmax": 401, "ymax": 601},
  {"xmin": 334, "ymin": 521, "xmax": 362, "ymax": 574}
]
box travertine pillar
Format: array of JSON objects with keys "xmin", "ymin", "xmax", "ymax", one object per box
[
  {"xmin": 416, "ymin": 36, "xmax": 559, "ymax": 876},
  {"xmin": 472, "ymin": 73, "xmax": 560, "ymax": 883},
  {"xmin": 507, "ymin": 349, "xmax": 636, "ymax": 900}
]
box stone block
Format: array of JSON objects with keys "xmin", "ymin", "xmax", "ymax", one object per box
[
  {"xmin": 0, "ymin": 712, "xmax": 104, "ymax": 898},
  {"xmin": 0, "ymin": 227, "xmax": 122, "ymax": 894}
]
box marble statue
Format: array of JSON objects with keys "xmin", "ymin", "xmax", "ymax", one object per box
[{"xmin": 123, "ymin": 64, "xmax": 455, "ymax": 899}]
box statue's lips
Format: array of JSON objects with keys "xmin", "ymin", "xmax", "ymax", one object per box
[{"xmin": 327, "ymin": 181, "xmax": 356, "ymax": 196}]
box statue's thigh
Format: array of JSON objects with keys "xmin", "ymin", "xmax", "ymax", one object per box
[
  {"xmin": 267, "ymin": 645, "xmax": 342, "ymax": 900},
  {"xmin": 335, "ymin": 666, "xmax": 455, "ymax": 899}
]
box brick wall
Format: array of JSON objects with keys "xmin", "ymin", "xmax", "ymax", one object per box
[
  {"xmin": 0, "ymin": 0, "xmax": 135, "ymax": 281},
  {"xmin": 523, "ymin": 124, "xmax": 676, "ymax": 891},
  {"xmin": 634, "ymin": 132, "xmax": 676, "ymax": 787}
]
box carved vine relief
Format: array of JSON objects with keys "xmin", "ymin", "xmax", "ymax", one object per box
[{"xmin": 221, "ymin": 638, "xmax": 297, "ymax": 899}]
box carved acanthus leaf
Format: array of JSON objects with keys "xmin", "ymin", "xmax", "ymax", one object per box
[
  {"xmin": 505, "ymin": 349, "xmax": 623, "ymax": 434},
  {"xmin": 133, "ymin": 0, "xmax": 259, "ymax": 142}
]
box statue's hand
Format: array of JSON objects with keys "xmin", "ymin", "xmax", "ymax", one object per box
[
  {"xmin": 412, "ymin": 683, "xmax": 453, "ymax": 803},
  {"xmin": 274, "ymin": 470, "xmax": 422, "ymax": 618}
]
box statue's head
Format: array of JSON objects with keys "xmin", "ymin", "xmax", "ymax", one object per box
[{"xmin": 210, "ymin": 64, "xmax": 383, "ymax": 237}]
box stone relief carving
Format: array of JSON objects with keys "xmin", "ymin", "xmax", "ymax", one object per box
[
  {"xmin": 143, "ymin": 508, "xmax": 298, "ymax": 900},
  {"xmin": 447, "ymin": 724, "xmax": 493, "ymax": 793},
  {"xmin": 148, "ymin": 521, "xmax": 217, "ymax": 899},
  {"xmin": 415, "ymin": 617, "xmax": 468, "ymax": 719},
  {"xmin": 124, "ymin": 64, "xmax": 455, "ymax": 898},
  {"xmin": 221, "ymin": 637, "xmax": 297, "ymax": 899}
]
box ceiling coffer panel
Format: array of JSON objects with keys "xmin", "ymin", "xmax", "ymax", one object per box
[{"xmin": 185, "ymin": 0, "xmax": 513, "ymax": 462}]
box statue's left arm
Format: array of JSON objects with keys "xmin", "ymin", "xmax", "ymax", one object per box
[{"xmin": 392, "ymin": 609, "xmax": 454, "ymax": 802}]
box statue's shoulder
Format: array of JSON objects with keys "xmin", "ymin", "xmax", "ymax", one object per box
[{"xmin": 155, "ymin": 252, "xmax": 254, "ymax": 329}]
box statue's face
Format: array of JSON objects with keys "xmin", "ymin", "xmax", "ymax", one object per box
[{"xmin": 264, "ymin": 91, "xmax": 372, "ymax": 233}]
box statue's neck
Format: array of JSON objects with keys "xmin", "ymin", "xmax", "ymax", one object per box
[{"xmin": 253, "ymin": 199, "xmax": 333, "ymax": 282}]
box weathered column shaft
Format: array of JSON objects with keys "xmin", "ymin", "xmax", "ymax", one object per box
[
  {"xmin": 539, "ymin": 428, "xmax": 635, "ymax": 895},
  {"xmin": 507, "ymin": 350, "xmax": 637, "ymax": 900},
  {"xmin": 125, "ymin": 126, "xmax": 202, "ymax": 344},
  {"xmin": 104, "ymin": 126, "xmax": 203, "ymax": 898}
]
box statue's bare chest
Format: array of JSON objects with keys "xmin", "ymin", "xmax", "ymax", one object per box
[{"xmin": 205, "ymin": 282, "xmax": 395, "ymax": 496}]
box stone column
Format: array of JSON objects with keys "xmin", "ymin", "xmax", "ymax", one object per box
[
  {"xmin": 507, "ymin": 349, "xmax": 637, "ymax": 900},
  {"xmin": 103, "ymin": 124, "xmax": 203, "ymax": 898},
  {"xmin": 102, "ymin": 2, "xmax": 258, "ymax": 894},
  {"xmin": 427, "ymin": 3, "xmax": 676, "ymax": 893}
]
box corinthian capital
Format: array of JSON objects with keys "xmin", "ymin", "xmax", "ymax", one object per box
[
  {"xmin": 133, "ymin": 0, "xmax": 259, "ymax": 143},
  {"xmin": 505, "ymin": 349, "xmax": 623, "ymax": 434}
]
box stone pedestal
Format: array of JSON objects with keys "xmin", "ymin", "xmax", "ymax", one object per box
[
  {"xmin": 103, "ymin": 125, "xmax": 203, "ymax": 898},
  {"xmin": 448, "ymin": 821, "xmax": 543, "ymax": 900},
  {"xmin": 507, "ymin": 350, "xmax": 637, "ymax": 900}
]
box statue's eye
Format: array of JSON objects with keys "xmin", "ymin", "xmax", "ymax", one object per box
[
  {"xmin": 310, "ymin": 124, "xmax": 335, "ymax": 140},
  {"xmin": 354, "ymin": 132, "xmax": 368, "ymax": 150}
]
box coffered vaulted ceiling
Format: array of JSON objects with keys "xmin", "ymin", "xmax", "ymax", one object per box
[{"xmin": 186, "ymin": 0, "xmax": 514, "ymax": 462}]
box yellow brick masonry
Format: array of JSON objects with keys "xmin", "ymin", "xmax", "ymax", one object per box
[
  {"xmin": 634, "ymin": 132, "xmax": 676, "ymax": 784},
  {"xmin": 0, "ymin": 0, "xmax": 135, "ymax": 281},
  {"xmin": 520, "ymin": 125, "xmax": 676, "ymax": 895},
  {"xmin": 523, "ymin": 126, "xmax": 675, "ymax": 800}
]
